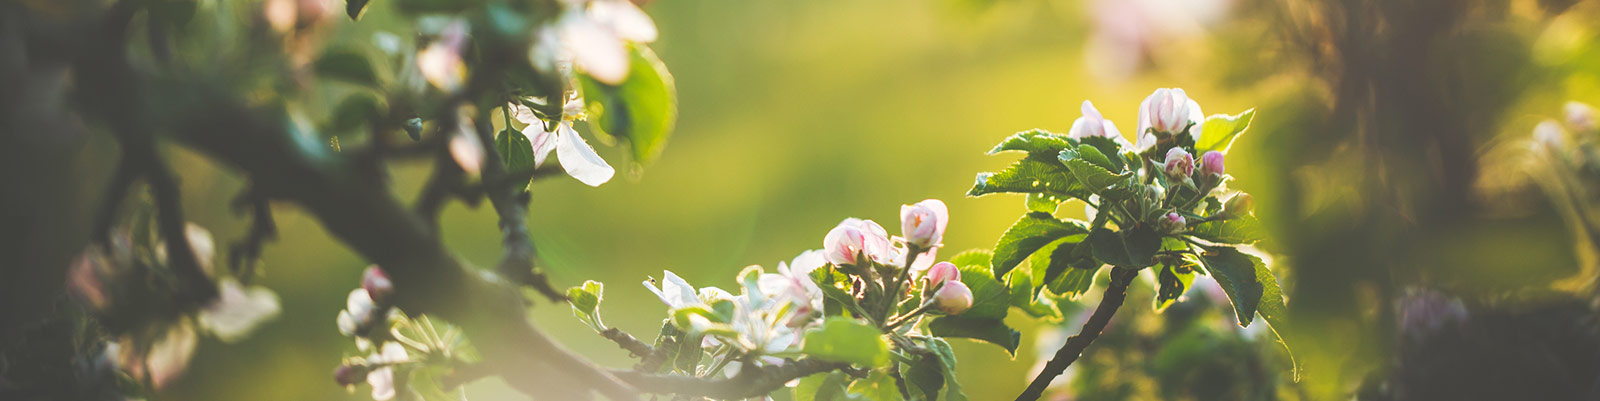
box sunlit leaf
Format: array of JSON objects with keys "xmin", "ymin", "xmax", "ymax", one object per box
[
  {"xmin": 927, "ymin": 315, "xmax": 1020, "ymax": 356},
  {"xmin": 578, "ymin": 44, "xmax": 677, "ymax": 168},
  {"xmin": 801, "ymin": 318, "xmax": 889, "ymax": 367},
  {"xmin": 1195, "ymin": 109, "xmax": 1255, "ymax": 154}
]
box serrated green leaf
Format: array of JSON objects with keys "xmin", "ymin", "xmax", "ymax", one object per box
[
  {"xmin": 925, "ymin": 338, "xmax": 968, "ymax": 401},
  {"xmin": 1025, "ymin": 193, "xmax": 1062, "ymax": 214},
  {"xmin": 314, "ymin": 48, "xmax": 378, "ymax": 87},
  {"xmin": 954, "ymin": 264, "xmax": 1008, "ymax": 319},
  {"xmin": 991, "ymin": 212, "xmax": 1089, "ymax": 278},
  {"xmin": 946, "ymin": 249, "xmax": 993, "ymax": 270},
  {"xmin": 967, "ymin": 159, "xmax": 1087, "ymax": 200},
  {"xmin": 1032, "ymin": 239, "xmax": 1100, "ymax": 299},
  {"xmin": 1006, "ymin": 264, "xmax": 1062, "ymax": 321},
  {"xmin": 1060, "ymin": 157, "xmax": 1130, "ymax": 195},
  {"xmin": 927, "ymin": 316, "xmax": 1020, "ymax": 356},
  {"xmin": 802, "ymin": 318, "xmax": 890, "ymax": 367},
  {"xmin": 1046, "ymin": 267, "xmax": 1098, "ymax": 300},
  {"xmin": 1195, "ymin": 109, "xmax": 1255, "ymax": 154},
  {"xmin": 578, "ymin": 44, "xmax": 677, "ymax": 167},
  {"xmin": 796, "ymin": 371, "xmax": 860, "ymax": 401},
  {"xmin": 1087, "ymin": 227, "xmax": 1161, "ymax": 267},
  {"xmin": 1193, "ymin": 245, "xmax": 1297, "ymax": 378},
  {"xmin": 566, "ymin": 280, "xmax": 604, "ymax": 329},
  {"xmin": 988, "ymin": 129, "xmax": 1074, "ymax": 155},
  {"xmin": 903, "ymin": 352, "xmax": 944, "ymax": 400},
  {"xmin": 1075, "ymin": 144, "xmax": 1116, "ymax": 172},
  {"xmin": 1152, "ymin": 262, "xmax": 1197, "ymax": 312},
  {"xmin": 1078, "ymin": 136, "xmax": 1127, "ymax": 172},
  {"xmin": 1190, "ymin": 215, "xmax": 1265, "ymax": 244}
]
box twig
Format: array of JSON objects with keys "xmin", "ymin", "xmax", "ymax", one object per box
[
  {"xmin": 1014, "ymin": 267, "xmax": 1139, "ymax": 401},
  {"xmin": 471, "ymin": 103, "xmax": 564, "ymax": 303},
  {"xmin": 228, "ymin": 186, "xmax": 277, "ymax": 281},
  {"xmin": 614, "ymin": 358, "xmax": 847, "ymax": 399},
  {"xmin": 601, "ymin": 327, "xmax": 655, "ymax": 360}
]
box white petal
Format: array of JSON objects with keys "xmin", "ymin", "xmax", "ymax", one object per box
[
  {"xmin": 522, "ymin": 123, "xmax": 557, "ymax": 168},
  {"xmin": 788, "ymin": 250, "xmax": 827, "ymax": 276},
  {"xmin": 554, "ymin": 123, "xmax": 615, "ymax": 186},
  {"xmin": 561, "ymin": 14, "xmax": 630, "ymax": 84},
  {"xmin": 511, "ymin": 103, "xmax": 540, "ymax": 125},
  {"xmin": 449, "ymin": 127, "xmax": 485, "ymax": 177},
  {"xmin": 368, "ymin": 367, "xmax": 396, "ymax": 401},
  {"xmin": 660, "ymin": 271, "xmax": 697, "ymax": 308},
  {"xmin": 590, "ymin": 0, "xmax": 657, "ymax": 43},
  {"xmin": 184, "ymin": 224, "xmax": 215, "ymax": 277},
  {"xmin": 199, "ymin": 279, "xmax": 281, "ymax": 342},
  {"xmin": 347, "ymin": 289, "xmax": 374, "ymax": 317},
  {"xmin": 147, "ymin": 322, "xmax": 198, "ymax": 389},
  {"xmin": 417, "ymin": 43, "xmax": 466, "ymax": 91}
]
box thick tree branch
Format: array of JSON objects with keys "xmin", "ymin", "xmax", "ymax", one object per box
[
  {"xmin": 614, "ymin": 358, "xmax": 848, "ymax": 399},
  {"xmin": 472, "ymin": 108, "xmax": 564, "ymax": 303},
  {"xmin": 160, "ymin": 85, "xmax": 636, "ymax": 400},
  {"xmin": 600, "ymin": 327, "xmax": 655, "ymax": 359},
  {"xmin": 1014, "ymin": 266, "xmax": 1139, "ymax": 401}
]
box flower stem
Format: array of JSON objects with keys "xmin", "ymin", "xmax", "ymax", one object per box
[{"xmin": 1014, "ymin": 267, "xmax": 1139, "ymax": 401}]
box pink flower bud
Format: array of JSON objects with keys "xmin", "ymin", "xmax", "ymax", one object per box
[
  {"xmin": 924, "ymin": 262, "xmax": 961, "ymax": 288},
  {"xmin": 361, "ymin": 266, "xmax": 393, "ymax": 305},
  {"xmin": 1068, "ymin": 100, "xmax": 1122, "ymax": 139},
  {"xmin": 900, "ymin": 199, "xmax": 948, "ymax": 249},
  {"xmin": 823, "ymin": 218, "xmax": 890, "ymax": 266},
  {"xmin": 1163, "ymin": 147, "xmax": 1194, "ymax": 181},
  {"xmin": 1199, "ymin": 151, "xmax": 1225, "ymax": 178},
  {"xmin": 1159, "ymin": 212, "xmax": 1187, "ymax": 233},
  {"xmin": 1138, "ymin": 88, "xmax": 1203, "ymax": 137},
  {"xmin": 334, "ymin": 363, "xmax": 368, "ymax": 387},
  {"xmin": 934, "ymin": 281, "xmax": 974, "ymax": 315}
]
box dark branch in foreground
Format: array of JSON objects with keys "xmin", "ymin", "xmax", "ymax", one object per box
[
  {"xmin": 1014, "ymin": 267, "xmax": 1139, "ymax": 401},
  {"xmin": 614, "ymin": 358, "xmax": 848, "ymax": 400}
]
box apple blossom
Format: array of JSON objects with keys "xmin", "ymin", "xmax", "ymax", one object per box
[
  {"xmin": 366, "ymin": 342, "xmax": 409, "ymax": 401},
  {"xmin": 822, "ymin": 218, "xmax": 891, "ymax": 266},
  {"xmin": 1137, "ymin": 88, "xmax": 1203, "ymax": 139},
  {"xmin": 1162, "ymin": 147, "xmax": 1194, "ymax": 181},
  {"xmin": 933, "ymin": 281, "xmax": 974, "ymax": 315},
  {"xmin": 1068, "ymin": 100, "xmax": 1123, "ymax": 140},
  {"xmin": 1157, "ymin": 212, "xmax": 1186, "ymax": 234},
  {"xmin": 758, "ymin": 250, "xmax": 826, "ymax": 316},
  {"xmin": 417, "ymin": 21, "xmax": 469, "ymax": 91},
  {"xmin": 512, "ymin": 98, "xmax": 615, "ymax": 186},
  {"xmin": 197, "ymin": 278, "xmax": 281, "ymax": 343},
  {"xmin": 1567, "ymin": 101, "xmax": 1596, "ymax": 133},
  {"xmin": 535, "ymin": 0, "xmax": 659, "ymax": 84},
  {"xmin": 1224, "ymin": 193, "xmax": 1253, "ymax": 216},
  {"xmin": 900, "ymin": 199, "xmax": 948, "ymax": 249}
]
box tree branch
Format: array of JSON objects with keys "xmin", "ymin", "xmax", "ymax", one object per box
[
  {"xmin": 600, "ymin": 327, "xmax": 655, "ymax": 359},
  {"xmin": 614, "ymin": 358, "xmax": 847, "ymax": 399},
  {"xmin": 1014, "ymin": 266, "xmax": 1139, "ymax": 401}
]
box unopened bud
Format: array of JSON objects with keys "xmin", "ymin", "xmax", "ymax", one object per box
[
  {"xmin": 900, "ymin": 199, "xmax": 948, "ymax": 249},
  {"xmin": 1157, "ymin": 212, "xmax": 1187, "ymax": 234},
  {"xmin": 334, "ymin": 363, "xmax": 368, "ymax": 387},
  {"xmin": 1163, "ymin": 147, "xmax": 1194, "ymax": 182},
  {"xmin": 924, "ymin": 262, "xmax": 961, "ymax": 288},
  {"xmin": 1199, "ymin": 151, "xmax": 1225, "ymax": 178},
  {"xmin": 933, "ymin": 281, "xmax": 973, "ymax": 315},
  {"xmin": 1224, "ymin": 193, "xmax": 1254, "ymax": 217},
  {"xmin": 361, "ymin": 266, "xmax": 393, "ymax": 305}
]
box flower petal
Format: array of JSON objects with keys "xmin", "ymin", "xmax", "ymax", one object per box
[
  {"xmin": 199, "ymin": 279, "xmax": 281, "ymax": 342},
  {"xmin": 590, "ymin": 0, "xmax": 657, "ymax": 43},
  {"xmin": 554, "ymin": 123, "xmax": 615, "ymax": 186},
  {"xmin": 561, "ymin": 13, "xmax": 630, "ymax": 85},
  {"xmin": 522, "ymin": 122, "xmax": 557, "ymax": 168}
]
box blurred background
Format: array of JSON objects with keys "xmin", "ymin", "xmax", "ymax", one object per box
[{"xmin": 11, "ymin": 0, "xmax": 1600, "ymax": 399}]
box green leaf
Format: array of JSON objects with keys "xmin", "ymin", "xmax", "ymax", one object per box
[
  {"xmin": 802, "ymin": 318, "xmax": 890, "ymax": 367},
  {"xmin": 346, "ymin": 0, "xmax": 370, "ymax": 19},
  {"xmin": 1025, "ymin": 193, "xmax": 1062, "ymax": 214},
  {"xmin": 1087, "ymin": 227, "xmax": 1161, "ymax": 267},
  {"xmin": 1077, "ymin": 136, "xmax": 1128, "ymax": 172},
  {"xmin": 1006, "ymin": 264, "xmax": 1062, "ymax": 321},
  {"xmin": 1190, "ymin": 215, "xmax": 1265, "ymax": 245},
  {"xmin": 1075, "ymin": 144, "xmax": 1116, "ymax": 172},
  {"xmin": 314, "ymin": 48, "xmax": 379, "ymax": 87},
  {"xmin": 946, "ymin": 249, "xmax": 993, "ymax": 270},
  {"xmin": 1193, "ymin": 245, "xmax": 1297, "ymax": 378},
  {"xmin": 408, "ymin": 365, "xmax": 466, "ymax": 401},
  {"xmin": 846, "ymin": 370, "xmax": 904, "ymax": 401},
  {"xmin": 1046, "ymin": 267, "xmax": 1098, "ymax": 300},
  {"xmin": 991, "ymin": 212, "xmax": 1089, "ymax": 278},
  {"xmin": 495, "ymin": 128, "xmax": 537, "ymax": 175},
  {"xmin": 924, "ymin": 338, "xmax": 968, "ymax": 401},
  {"xmin": 578, "ymin": 44, "xmax": 677, "ymax": 167},
  {"xmin": 1194, "ymin": 109, "xmax": 1255, "ymax": 154},
  {"xmin": 988, "ymin": 129, "xmax": 1073, "ymax": 155},
  {"xmin": 1152, "ymin": 262, "xmax": 1197, "ymax": 312},
  {"xmin": 903, "ymin": 352, "xmax": 944, "ymax": 400},
  {"xmin": 565, "ymin": 280, "xmax": 604, "ymax": 329},
  {"xmin": 795, "ymin": 372, "xmax": 860, "ymax": 401},
  {"xmin": 674, "ymin": 332, "xmax": 704, "ymax": 372},
  {"xmin": 927, "ymin": 316, "xmax": 1020, "ymax": 356},
  {"xmin": 954, "ymin": 264, "xmax": 1008, "ymax": 319},
  {"xmin": 1060, "ymin": 157, "xmax": 1130, "ymax": 195},
  {"xmin": 967, "ymin": 159, "xmax": 1087, "ymax": 200}
]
